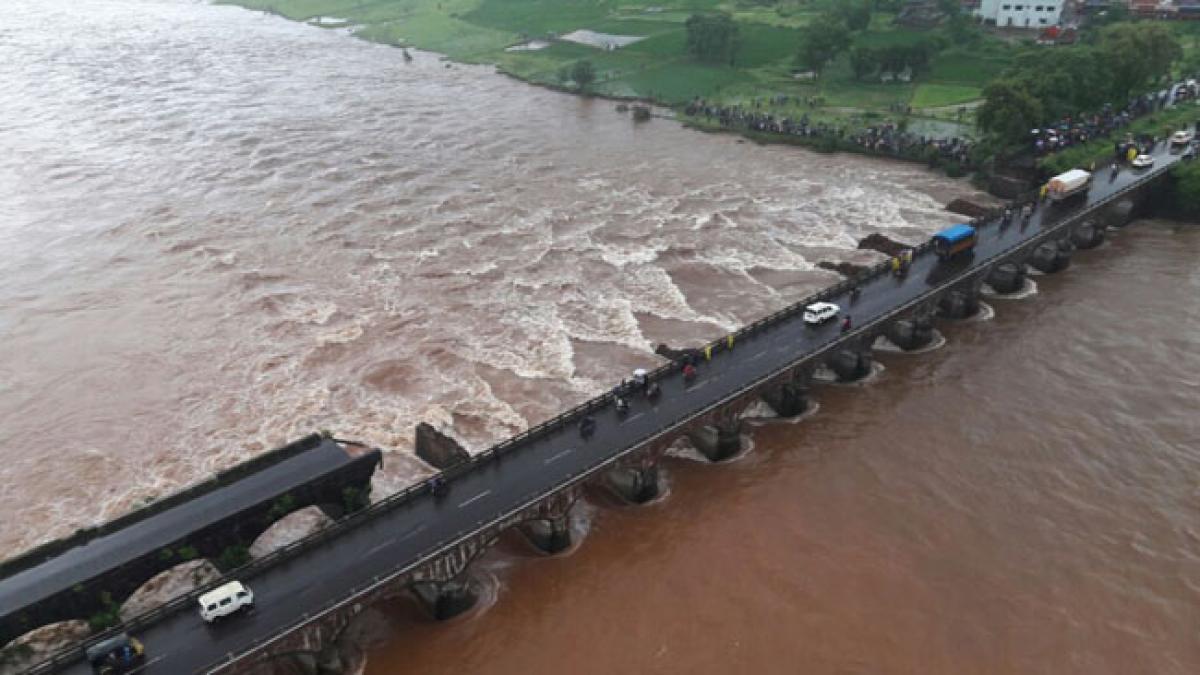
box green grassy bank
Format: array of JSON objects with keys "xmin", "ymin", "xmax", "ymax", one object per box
[{"xmin": 221, "ymin": 0, "xmax": 1014, "ymax": 135}]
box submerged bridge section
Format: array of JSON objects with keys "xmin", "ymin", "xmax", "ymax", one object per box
[
  {"xmin": 30, "ymin": 145, "xmax": 1181, "ymax": 674},
  {"xmin": 0, "ymin": 434, "xmax": 381, "ymax": 646}
]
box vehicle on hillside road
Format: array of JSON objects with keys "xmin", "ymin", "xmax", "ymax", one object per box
[
  {"xmin": 1131, "ymin": 154, "xmax": 1155, "ymax": 169},
  {"xmin": 1171, "ymin": 130, "xmax": 1194, "ymax": 147},
  {"xmin": 803, "ymin": 301, "xmax": 840, "ymax": 325}
]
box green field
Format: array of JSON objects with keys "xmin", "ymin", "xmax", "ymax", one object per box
[
  {"xmin": 222, "ymin": 0, "xmax": 1013, "ymax": 133},
  {"xmin": 911, "ymin": 83, "xmax": 982, "ymax": 108}
]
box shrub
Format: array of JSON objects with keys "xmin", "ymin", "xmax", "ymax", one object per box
[
  {"xmin": 87, "ymin": 591, "xmax": 120, "ymax": 631},
  {"xmin": 267, "ymin": 493, "xmax": 297, "ymax": 522},
  {"xmin": 216, "ymin": 545, "xmax": 251, "ymax": 571},
  {"xmin": 342, "ymin": 487, "xmax": 369, "ymax": 514}
]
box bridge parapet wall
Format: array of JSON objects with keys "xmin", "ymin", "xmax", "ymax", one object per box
[{"xmin": 1, "ymin": 439, "xmax": 382, "ymax": 646}]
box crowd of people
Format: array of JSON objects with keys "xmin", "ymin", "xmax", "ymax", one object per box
[
  {"xmin": 684, "ymin": 77, "xmax": 1200, "ymax": 170},
  {"xmin": 1032, "ymin": 80, "xmax": 1199, "ymax": 156},
  {"xmin": 684, "ymin": 97, "xmax": 976, "ymax": 169}
]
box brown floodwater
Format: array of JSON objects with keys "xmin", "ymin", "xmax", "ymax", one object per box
[
  {"xmin": 1, "ymin": 1, "xmax": 1197, "ymax": 673},
  {"xmin": 360, "ymin": 222, "xmax": 1200, "ymax": 675}
]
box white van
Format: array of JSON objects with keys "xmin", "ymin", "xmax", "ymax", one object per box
[
  {"xmin": 198, "ymin": 580, "xmax": 255, "ymax": 623},
  {"xmin": 803, "ymin": 301, "xmax": 840, "ymax": 325}
]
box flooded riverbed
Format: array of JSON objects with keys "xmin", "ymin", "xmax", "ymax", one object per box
[{"xmin": 1, "ymin": 2, "xmax": 1196, "ymax": 673}]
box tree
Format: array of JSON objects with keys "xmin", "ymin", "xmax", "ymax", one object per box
[
  {"xmin": 905, "ymin": 44, "xmax": 932, "ymax": 75},
  {"xmin": 835, "ymin": 0, "xmax": 872, "ymax": 32},
  {"xmin": 571, "ymin": 60, "xmax": 596, "ymax": 92},
  {"xmin": 941, "ymin": 0, "xmax": 979, "ymax": 47},
  {"xmin": 977, "ymin": 79, "xmax": 1045, "ymax": 147},
  {"xmin": 1098, "ymin": 23, "xmax": 1181, "ymax": 100},
  {"xmin": 850, "ymin": 46, "xmax": 877, "ymax": 81},
  {"xmin": 878, "ymin": 45, "xmax": 907, "ymax": 75},
  {"xmin": 1170, "ymin": 161, "xmax": 1200, "ymax": 217},
  {"xmin": 797, "ymin": 14, "xmax": 850, "ymax": 76},
  {"xmin": 685, "ymin": 13, "xmax": 741, "ymax": 65},
  {"xmin": 1083, "ymin": 2, "xmax": 1130, "ymax": 37}
]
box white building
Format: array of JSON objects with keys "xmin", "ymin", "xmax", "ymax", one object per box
[{"xmin": 975, "ymin": 0, "xmax": 1064, "ymax": 28}]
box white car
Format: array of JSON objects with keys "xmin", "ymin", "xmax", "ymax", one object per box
[
  {"xmin": 1131, "ymin": 154, "xmax": 1154, "ymax": 168},
  {"xmin": 199, "ymin": 580, "xmax": 254, "ymax": 623},
  {"xmin": 803, "ymin": 301, "xmax": 840, "ymax": 325},
  {"xmin": 1171, "ymin": 130, "xmax": 1194, "ymax": 146}
]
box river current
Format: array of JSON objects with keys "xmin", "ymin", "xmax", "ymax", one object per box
[{"xmin": 1, "ymin": 1, "xmax": 1196, "ymax": 673}]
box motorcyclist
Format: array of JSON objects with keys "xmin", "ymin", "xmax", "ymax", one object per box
[
  {"xmin": 682, "ymin": 363, "xmax": 697, "ymax": 381},
  {"xmin": 579, "ymin": 415, "xmax": 597, "ymax": 438},
  {"xmin": 430, "ymin": 475, "xmax": 447, "ymax": 497},
  {"xmin": 841, "ymin": 315, "xmax": 852, "ymax": 332},
  {"xmin": 646, "ymin": 382, "xmax": 661, "ymax": 400},
  {"xmin": 615, "ymin": 396, "xmax": 630, "ymax": 416},
  {"xmin": 631, "ymin": 368, "xmax": 648, "ymax": 393}
]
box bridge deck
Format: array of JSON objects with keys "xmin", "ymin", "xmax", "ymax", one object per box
[
  {"xmin": 0, "ymin": 437, "xmax": 359, "ymax": 619},
  {"xmin": 53, "ymin": 145, "xmax": 1181, "ymax": 674}
]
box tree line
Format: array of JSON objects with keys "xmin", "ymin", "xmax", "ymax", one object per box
[{"xmin": 977, "ymin": 22, "xmax": 1182, "ymax": 147}]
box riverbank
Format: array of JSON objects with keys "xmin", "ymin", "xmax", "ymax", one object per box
[{"xmin": 219, "ymin": 0, "xmax": 999, "ymax": 139}]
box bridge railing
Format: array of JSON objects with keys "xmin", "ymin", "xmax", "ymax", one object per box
[{"xmin": 30, "ymin": 160, "xmax": 1159, "ymax": 675}]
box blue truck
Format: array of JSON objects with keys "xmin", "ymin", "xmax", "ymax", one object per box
[{"xmin": 931, "ymin": 224, "xmax": 977, "ymax": 260}]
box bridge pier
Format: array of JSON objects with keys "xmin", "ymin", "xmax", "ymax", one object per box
[
  {"xmin": 687, "ymin": 420, "xmax": 743, "ymax": 461},
  {"xmin": 760, "ymin": 380, "xmax": 811, "ymax": 417},
  {"xmin": 1071, "ymin": 220, "xmax": 1106, "ymax": 249},
  {"xmin": 410, "ymin": 577, "xmax": 478, "ymax": 620},
  {"xmin": 827, "ymin": 347, "xmax": 873, "ymax": 382},
  {"xmin": 1101, "ymin": 198, "xmax": 1136, "ymax": 229},
  {"xmin": 605, "ymin": 463, "xmax": 662, "ymax": 503},
  {"xmin": 407, "ymin": 534, "xmax": 494, "ymax": 620},
  {"xmin": 986, "ymin": 262, "xmax": 1027, "ymax": 295},
  {"xmin": 1028, "ymin": 239, "xmax": 1072, "ymax": 273},
  {"xmin": 519, "ymin": 517, "xmax": 572, "ymax": 555},
  {"xmin": 885, "ymin": 314, "xmax": 935, "ymax": 351},
  {"xmin": 937, "ymin": 288, "xmax": 981, "ymax": 319},
  {"xmin": 517, "ymin": 488, "xmax": 579, "ymax": 555}
]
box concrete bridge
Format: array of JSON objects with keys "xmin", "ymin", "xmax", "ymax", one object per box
[
  {"xmin": 0, "ymin": 435, "xmax": 381, "ymax": 648},
  {"xmin": 25, "ymin": 144, "xmax": 1182, "ymax": 675}
]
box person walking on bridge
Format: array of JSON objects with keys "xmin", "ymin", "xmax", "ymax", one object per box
[
  {"xmin": 579, "ymin": 415, "xmax": 597, "ymax": 438},
  {"xmin": 683, "ymin": 363, "xmax": 697, "ymax": 382}
]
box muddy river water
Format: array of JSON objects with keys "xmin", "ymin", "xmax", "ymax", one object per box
[{"xmin": 0, "ymin": 1, "xmax": 1196, "ymax": 673}]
